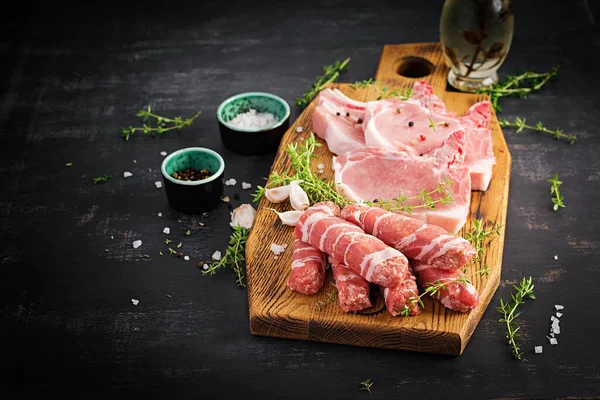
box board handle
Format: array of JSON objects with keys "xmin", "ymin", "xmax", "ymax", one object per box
[{"xmin": 374, "ymin": 42, "xmax": 450, "ymax": 89}]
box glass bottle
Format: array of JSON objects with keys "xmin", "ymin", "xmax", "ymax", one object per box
[{"xmin": 440, "ymin": 0, "xmax": 514, "ymax": 92}]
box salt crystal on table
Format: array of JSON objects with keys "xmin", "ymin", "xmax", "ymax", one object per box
[
  {"xmin": 270, "ymin": 243, "xmax": 288, "ymax": 256},
  {"xmin": 202, "ymin": 264, "xmax": 209, "ymax": 270},
  {"xmin": 554, "ymin": 255, "xmax": 558, "ymax": 260},
  {"xmin": 124, "ymin": 171, "xmax": 133, "ymax": 178},
  {"xmin": 550, "ymin": 338, "xmax": 558, "ymax": 345},
  {"xmin": 160, "ymin": 151, "xmax": 167, "ymax": 156},
  {"xmin": 155, "ymin": 181, "xmax": 163, "ymax": 188},
  {"xmin": 317, "ymin": 163, "xmax": 325, "ymax": 169},
  {"xmin": 184, "ymin": 256, "xmax": 190, "ymax": 261},
  {"xmin": 296, "ymin": 126, "xmax": 303, "ymax": 133},
  {"xmin": 163, "ymin": 227, "xmax": 170, "ymax": 234},
  {"xmin": 242, "ymin": 182, "xmax": 251, "ymax": 190},
  {"xmin": 133, "ymin": 240, "xmax": 142, "ymax": 249},
  {"xmin": 555, "ymin": 305, "xmax": 564, "ymax": 310},
  {"xmin": 534, "ymin": 346, "xmax": 543, "ymax": 354},
  {"xmin": 225, "ymin": 178, "xmax": 237, "ymax": 186},
  {"xmin": 551, "ymin": 319, "xmax": 561, "ymax": 334},
  {"xmin": 131, "ymin": 299, "xmax": 139, "ymax": 306},
  {"xmin": 556, "ymin": 312, "xmax": 563, "ymax": 318},
  {"xmin": 158, "ymin": 212, "xmax": 162, "ymax": 217},
  {"xmin": 212, "ymin": 251, "xmax": 222, "ymax": 260}
]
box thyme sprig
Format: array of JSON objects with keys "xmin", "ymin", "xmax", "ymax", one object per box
[
  {"xmin": 428, "ymin": 118, "xmax": 449, "ymax": 133},
  {"xmin": 350, "ymin": 78, "xmax": 413, "ymax": 101},
  {"xmin": 295, "ymin": 58, "xmax": 350, "ymax": 108},
  {"xmin": 497, "ymin": 277, "xmax": 536, "ymax": 360},
  {"xmin": 499, "ymin": 117, "xmax": 576, "ymax": 145},
  {"xmin": 252, "ymin": 133, "xmax": 349, "ymax": 207},
  {"xmin": 364, "ymin": 177, "xmax": 454, "ymax": 214},
  {"xmin": 93, "ymin": 174, "xmax": 111, "ymax": 184},
  {"xmin": 476, "ymin": 66, "xmax": 560, "ymax": 113},
  {"xmin": 201, "ymin": 226, "xmax": 249, "ymax": 287},
  {"xmin": 548, "ymin": 173, "xmax": 565, "ymax": 211},
  {"xmin": 463, "ymin": 218, "xmax": 503, "ymax": 263},
  {"xmin": 122, "ymin": 105, "xmax": 201, "ymax": 141},
  {"xmin": 316, "ymin": 288, "xmax": 337, "ymax": 312},
  {"xmin": 359, "ymin": 378, "xmax": 374, "ymax": 393}
]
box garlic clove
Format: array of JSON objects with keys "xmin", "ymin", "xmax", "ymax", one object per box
[
  {"xmin": 268, "ymin": 208, "xmax": 304, "ymax": 226},
  {"xmin": 289, "ymin": 180, "xmax": 310, "ymax": 211},
  {"xmin": 230, "ymin": 204, "xmax": 257, "ymax": 229},
  {"xmin": 265, "ymin": 184, "xmax": 291, "ymax": 203}
]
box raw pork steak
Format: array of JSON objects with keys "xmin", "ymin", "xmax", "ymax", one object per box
[{"xmin": 333, "ymin": 130, "xmax": 471, "ymax": 234}]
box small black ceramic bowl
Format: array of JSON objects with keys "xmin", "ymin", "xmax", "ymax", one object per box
[
  {"xmin": 216, "ymin": 92, "xmax": 290, "ymax": 155},
  {"xmin": 160, "ymin": 147, "xmax": 225, "ymax": 214}
]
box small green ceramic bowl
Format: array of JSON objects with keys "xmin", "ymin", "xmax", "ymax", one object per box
[
  {"xmin": 160, "ymin": 148, "xmax": 225, "ymax": 214},
  {"xmin": 216, "ymin": 92, "xmax": 290, "ymax": 155}
]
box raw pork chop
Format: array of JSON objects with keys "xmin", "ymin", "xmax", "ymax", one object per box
[
  {"xmin": 333, "ymin": 131, "xmax": 471, "ymax": 233},
  {"xmin": 312, "ymin": 88, "xmax": 366, "ymax": 155}
]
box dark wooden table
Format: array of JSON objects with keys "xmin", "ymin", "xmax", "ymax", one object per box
[{"xmin": 2, "ymin": 1, "xmax": 599, "ymax": 398}]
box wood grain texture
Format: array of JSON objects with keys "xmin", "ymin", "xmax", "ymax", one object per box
[{"xmin": 246, "ymin": 43, "xmax": 511, "ymax": 355}]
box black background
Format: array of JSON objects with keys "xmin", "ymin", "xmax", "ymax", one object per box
[{"xmin": 1, "ymin": 1, "xmax": 599, "ymax": 398}]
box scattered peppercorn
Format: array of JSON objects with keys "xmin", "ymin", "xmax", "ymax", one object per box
[
  {"xmin": 444, "ymin": 121, "xmax": 449, "ymax": 127},
  {"xmin": 346, "ymin": 112, "xmax": 350, "ymax": 117},
  {"xmin": 373, "ymin": 198, "xmax": 379, "ymax": 203},
  {"xmin": 336, "ymin": 112, "xmax": 340, "ymax": 116},
  {"xmin": 171, "ymin": 168, "xmax": 213, "ymax": 181},
  {"xmin": 198, "ymin": 261, "xmax": 205, "ymax": 268},
  {"xmin": 357, "ymin": 118, "xmax": 363, "ymax": 124},
  {"xmin": 396, "ymin": 108, "xmax": 402, "ymax": 114},
  {"xmin": 176, "ymin": 252, "xmax": 183, "ymax": 258},
  {"xmin": 408, "ymin": 121, "xmax": 414, "ymax": 127}
]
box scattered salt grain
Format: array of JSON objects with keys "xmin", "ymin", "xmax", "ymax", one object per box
[
  {"xmin": 554, "ymin": 255, "xmax": 558, "ymax": 260},
  {"xmin": 155, "ymin": 181, "xmax": 163, "ymax": 188},
  {"xmin": 184, "ymin": 256, "xmax": 190, "ymax": 261},
  {"xmin": 163, "ymin": 227, "xmax": 170, "ymax": 234},
  {"xmin": 132, "ymin": 240, "xmax": 142, "ymax": 249},
  {"xmin": 212, "ymin": 251, "xmax": 222, "ymax": 260},
  {"xmin": 226, "ymin": 109, "xmax": 280, "ymax": 130},
  {"xmin": 124, "ymin": 171, "xmax": 133, "ymax": 178},
  {"xmin": 551, "ymin": 319, "xmax": 561, "ymax": 335},
  {"xmin": 555, "ymin": 304, "xmax": 564, "ymax": 310},
  {"xmin": 550, "ymin": 338, "xmax": 558, "ymax": 345},
  {"xmin": 274, "ymin": 255, "xmax": 279, "ymax": 260},
  {"xmin": 534, "ymin": 346, "xmax": 543, "ymax": 354},
  {"xmin": 317, "ymin": 163, "xmax": 325, "ymax": 169},
  {"xmin": 225, "ymin": 178, "xmax": 237, "ymax": 186},
  {"xmin": 296, "ymin": 126, "xmax": 303, "ymax": 133},
  {"xmin": 550, "ymin": 332, "xmax": 555, "ymax": 337},
  {"xmin": 551, "ymin": 315, "xmax": 556, "ymax": 321},
  {"xmin": 556, "ymin": 312, "xmax": 563, "ymax": 318},
  {"xmin": 131, "ymin": 299, "xmax": 139, "ymax": 306},
  {"xmin": 270, "ymin": 243, "xmax": 288, "ymax": 256},
  {"xmin": 203, "ymin": 264, "xmax": 209, "ymax": 270},
  {"xmin": 160, "ymin": 151, "xmax": 167, "ymax": 156},
  {"xmin": 158, "ymin": 212, "xmax": 162, "ymax": 217},
  {"xmin": 242, "ymin": 182, "xmax": 252, "ymax": 190}
]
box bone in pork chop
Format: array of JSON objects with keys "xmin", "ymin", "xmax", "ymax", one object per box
[{"xmin": 333, "ymin": 130, "xmax": 471, "ymax": 234}]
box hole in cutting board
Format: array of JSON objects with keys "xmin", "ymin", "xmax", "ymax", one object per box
[{"xmin": 395, "ymin": 56, "xmax": 435, "ymax": 78}]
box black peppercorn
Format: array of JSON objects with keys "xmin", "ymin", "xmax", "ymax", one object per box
[
  {"xmin": 346, "ymin": 112, "xmax": 350, "ymax": 117},
  {"xmin": 357, "ymin": 118, "xmax": 363, "ymax": 124},
  {"xmin": 336, "ymin": 112, "xmax": 340, "ymax": 116},
  {"xmin": 408, "ymin": 121, "xmax": 414, "ymax": 127}
]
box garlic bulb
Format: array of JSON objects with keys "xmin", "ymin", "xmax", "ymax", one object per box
[
  {"xmin": 230, "ymin": 204, "xmax": 256, "ymax": 229},
  {"xmin": 289, "ymin": 180, "xmax": 309, "ymax": 211},
  {"xmin": 265, "ymin": 184, "xmax": 291, "ymax": 203},
  {"xmin": 268, "ymin": 209, "xmax": 304, "ymax": 226}
]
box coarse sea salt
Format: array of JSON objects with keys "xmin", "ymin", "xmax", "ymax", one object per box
[
  {"xmin": 296, "ymin": 126, "xmax": 303, "ymax": 133},
  {"xmin": 227, "ymin": 109, "xmax": 279, "ymax": 130},
  {"xmin": 124, "ymin": 171, "xmax": 133, "ymax": 178},
  {"xmin": 554, "ymin": 255, "xmax": 558, "ymax": 260},
  {"xmin": 555, "ymin": 304, "xmax": 564, "ymax": 310},
  {"xmin": 242, "ymin": 182, "xmax": 252, "ymax": 190},
  {"xmin": 225, "ymin": 178, "xmax": 237, "ymax": 186},
  {"xmin": 556, "ymin": 312, "xmax": 563, "ymax": 318},
  {"xmin": 534, "ymin": 346, "xmax": 543, "ymax": 354},
  {"xmin": 163, "ymin": 227, "xmax": 170, "ymax": 234},
  {"xmin": 133, "ymin": 240, "xmax": 142, "ymax": 249},
  {"xmin": 155, "ymin": 181, "xmax": 163, "ymax": 188},
  {"xmin": 160, "ymin": 151, "xmax": 167, "ymax": 156},
  {"xmin": 550, "ymin": 338, "xmax": 558, "ymax": 345},
  {"xmin": 158, "ymin": 212, "xmax": 162, "ymax": 217},
  {"xmin": 270, "ymin": 243, "xmax": 288, "ymax": 256},
  {"xmin": 212, "ymin": 250, "xmax": 222, "ymax": 260},
  {"xmin": 131, "ymin": 299, "xmax": 139, "ymax": 306},
  {"xmin": 184, "ymin": 256, "xmax": 190, "ymax": 261}
]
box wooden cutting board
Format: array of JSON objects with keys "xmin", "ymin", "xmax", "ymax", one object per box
[{"xmin": 245, "ymin": 42, "xmax": 511, "ymax": 355}]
